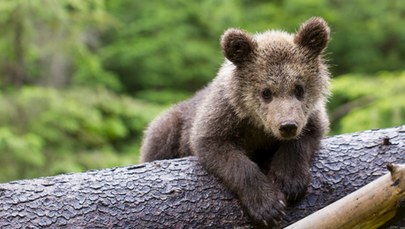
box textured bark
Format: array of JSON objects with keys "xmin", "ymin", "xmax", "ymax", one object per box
[{"xmin": 0, "ymin": 126, "xmax": 404, "ymax": 228}]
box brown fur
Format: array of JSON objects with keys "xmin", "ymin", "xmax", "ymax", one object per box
[{"xmin": 140, "ymin": 17, "xmax": 331, "ymax": 227}]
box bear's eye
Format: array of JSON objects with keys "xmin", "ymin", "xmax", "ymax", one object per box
[
  {"xmin": 261, "ymin": 88, "xmax": 273, "ymax": 102},
  {"xmin": 294, "ymin": 84, "xmax": 305, "ymax": 100}
]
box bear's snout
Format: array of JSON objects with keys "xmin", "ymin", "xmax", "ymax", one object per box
[{"xmin": 279, "ymin": 121, "xmax": 298, "ymax": 138}]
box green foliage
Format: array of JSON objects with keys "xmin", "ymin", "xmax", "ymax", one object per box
[
  {"xmin": 101, "ymin": 0, "xmax": 405, "ymax": 94},
  {"xmin": 72, "ymin": 47, "xmax": 123, "ymax": 92},
  {"xmin": 324, "ymin": 0, "xmax": 405, "ymax": 75},
  {"xmin": 135, "ymin": 89, "xmax": 191, "ymax": 105},
  {"xmin": 0, "ymin": 128, "xmax": 45, "ymax": 180},
  {"xmin": 0, "ymin": 0, "xmax": 119, "ymax": 90},
  {"xmin": 0, "ymin": 87, "xmax": 165, "ymax": 182},
  {"xmin": 329, "ymin": 71, "xmax": 405, "ymax": 134},
  {"xmin": 101, "ymin": 1, "xmax": 235, "ymax": 93}
]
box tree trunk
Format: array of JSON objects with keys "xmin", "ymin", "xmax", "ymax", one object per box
[
  {"xmin": 0, "ymin": 126, "xmax": 404, "ymax": 228},
  {"xmin": 10, "ymin": 7, "xmax": 26, "ymax": 87}
]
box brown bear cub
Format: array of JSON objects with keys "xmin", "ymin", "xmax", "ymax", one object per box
[{"xmin": 141, "ymin": 17, "xmax": 331, "ymax": 227}]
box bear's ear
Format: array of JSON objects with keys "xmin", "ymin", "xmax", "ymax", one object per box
[
  {"xmin": 221, "ymin": 29, "xmax": 257, "ymax": 66},
  {"xmin": 294, "ymin": 17, "xmax": 330, "ymax": 56}
]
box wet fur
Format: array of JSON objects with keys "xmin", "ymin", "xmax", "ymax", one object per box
[{"xmin": 141, "ymin": 17, "xmax": 331, "ymax": 227}]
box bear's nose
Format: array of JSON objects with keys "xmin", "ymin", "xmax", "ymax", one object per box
[{"xmin": 279, "ymin": 121, "xmax": 298, "ymax": 138}]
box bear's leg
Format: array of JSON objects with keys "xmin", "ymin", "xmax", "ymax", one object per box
[
  {"xmin": 267, "ymin": 127, "xmax": 322, "ymax": 204},
  {"xmin": 195, "ymin": 140, "xmax": 285, "ymax": 226},
  {"xmin": 140, "ymin": 109, "xmax": 183, "ymax": 163}
]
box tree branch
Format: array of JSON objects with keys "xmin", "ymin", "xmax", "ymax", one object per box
[
  {"xmin": 286, "ymin": 163, "xmax": 405, "ymax": 229},
  {"xmin": 0, "ymin": 126, "xmax": 404, "ymax": 228}
]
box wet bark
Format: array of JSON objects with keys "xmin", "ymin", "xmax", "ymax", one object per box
[{"xmin": 0, "ymin": 126, "xmax": 404, "ymax": 228}]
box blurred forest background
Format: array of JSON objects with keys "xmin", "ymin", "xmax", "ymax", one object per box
[{"xmin": 0, "ymin": 0, "xmax": 404, "ymax": 182}]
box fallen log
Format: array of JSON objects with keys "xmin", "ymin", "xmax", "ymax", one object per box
[{"xmin": 0, "ymin": 126, "xmax": 404, "ymax": 228}]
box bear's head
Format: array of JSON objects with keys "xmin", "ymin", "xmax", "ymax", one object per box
[{"xmin": 220, "ymin": 17, "xmax": 330, "ymax": 140}]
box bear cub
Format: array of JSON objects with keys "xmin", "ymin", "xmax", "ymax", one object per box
[{"xmin": 141, "ymin": 17, "xmax": 331, "ymax": 227}]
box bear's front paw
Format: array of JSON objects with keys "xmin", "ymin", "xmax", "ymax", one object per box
[
  {"xmin": 241, "ymin": 189, "xmax": 286, "ymax": 228},
  {"xmin": 275, "ymin": 173, "xmax": 310, "ymax": 204}
]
